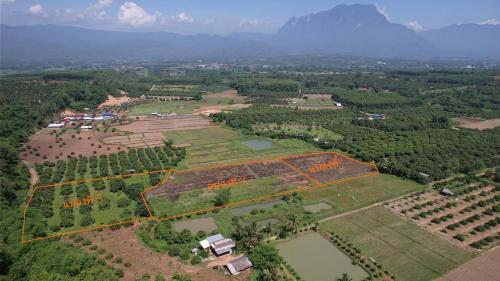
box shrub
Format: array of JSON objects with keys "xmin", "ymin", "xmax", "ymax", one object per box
[
  {"xmin": 179, "ymin": 250, "xmax": 190, "ymax": 261},
  {"xmin": 168, "ymin": 246, "xmax": 181, "ymax": 257},
  {"xmin": 191, "ymin": 255, "xmax": 202, "ymax": 265}
]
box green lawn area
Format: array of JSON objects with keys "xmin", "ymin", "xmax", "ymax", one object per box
[
  {"xmin": 302, "ymin": 174, "xmax": 425, "ymax": 218},
  {"xmin": 165, "ymin": 127, "xmax": 317, "ymax": 168},
  {"xmin": 320, "ymin": 207, "xmax": 475, "ymax": 281}
]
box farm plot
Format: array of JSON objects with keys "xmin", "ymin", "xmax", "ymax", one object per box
[
  {"xmin": 23, "ymin": 171, "xmax": 169, "ymax": 242},
  {"xmin": 385, "ymin": 176, "xmax": 500, "ymax": 252},
  {"xmin": 102, "ymin": 132, "xmax": 166, "ymax": 148},
  {"xmin": 22, "ymin": 129, "xmax": 126, "ymax": 164},
  {"xmin": 144, "ymin": 152, "xmax": 378, "ymax": 219},
  {"xmin": 321, "ymin": 207, "xmax": 475, "ymax": 281},
  {"xmin": 277, "ymin": 232, "xmax": 369, "ymax": 281},
  {"xmin": 145, "ymin": 160, "xmax": 312, "ymax": 218},
  {"xmin": 283, "ymin": 152, "xmax": 377, "ymax": 184},
  {"xmin": 166, "ymin": 127, "xmax": 316, "ymax": 166},
  {"xmin": 115, "ymin": 115, "xmax": 216, "ymax": 134}
]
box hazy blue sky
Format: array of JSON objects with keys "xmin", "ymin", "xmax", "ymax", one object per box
[{"xmin": 1, "ymin": 0, "xmax": 499, "ymax": 34}]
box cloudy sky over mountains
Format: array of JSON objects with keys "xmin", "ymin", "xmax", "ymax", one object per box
[{"xmin": 1, "ymin": 0, "xmax": 499, "ymax": 34}]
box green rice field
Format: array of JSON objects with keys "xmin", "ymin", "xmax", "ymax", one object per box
[
  {"xmin": 320, "ymin": 206, "xmax": 475, "ymax": 281},
  {"xmin": 277, "ymin": 232, "xmax": 369, "ymax": 281},
  {"xmin": 165, "ymin": 127, "xmax": 317, "ymax": 167},
  {"xmin": 302, "ymin": 174, "xmax": 425, "ymax": 218}
]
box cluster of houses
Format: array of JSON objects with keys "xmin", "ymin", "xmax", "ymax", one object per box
[
  {"xmin": 193, "ymin": 233, "xmax": 253, "ymax": 276},
  {"xmin": 47, "ymin": 112, "xmax": 116, "ymax": 130}
]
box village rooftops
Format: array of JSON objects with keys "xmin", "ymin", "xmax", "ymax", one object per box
[
  {"xmin": 47, "ymin": 123, "xmax": 65, "ymax": 128},
  {"xmin": 225, "ymin": 256, "xmax": 253, "ymax": 275},
  {"xmin": 210, "ymin": 238, "xmax": 235, "ymax": 256},
  {"xmin": 199, "ymin": 233, "xmax": 224, "ymax": 249}
]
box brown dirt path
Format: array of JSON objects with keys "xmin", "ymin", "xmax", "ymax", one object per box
[{"xmin": 23, "ymin": 160, "xmax": 38, "ymax": 188}]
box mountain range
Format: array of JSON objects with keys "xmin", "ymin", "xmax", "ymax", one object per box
[{"xmin": 1, "ymin": 4, "xmax": 500, "ymax": 65}]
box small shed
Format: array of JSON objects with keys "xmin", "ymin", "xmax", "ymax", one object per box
[
  {"xmin": 441, "ymin": 188, "xmax": 455, "ymax": 196},
  {"xmin": 225, "ymin": 256, "xmax": 253, "ymax": 275},
  {"xmin": 47, "ymin": 123, "xmax": 65, "ymax": 128},
  {"xmin": 80, "ymin": 125, "xmax": 94, "ymax": 130}
]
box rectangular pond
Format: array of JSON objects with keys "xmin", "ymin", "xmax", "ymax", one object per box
[
  {"xmin": 277, "ymin": 232, "xmax": 369, "ymax": 281},
  {"xmin": 242, "ymin": 140, "xmax": 274, "ymax": 150}
]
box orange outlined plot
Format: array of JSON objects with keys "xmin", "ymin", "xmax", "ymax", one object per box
[
  {"xmin": 21, "ymin": 169, "xmax": 171, "ymax": 243},
  {"xmin": 142, "ymin": 151, "xmax": 378, "ymax": 220},
  {"xmin": 22, "ymin": 152, "xmax": 378, "ymax": 243}
]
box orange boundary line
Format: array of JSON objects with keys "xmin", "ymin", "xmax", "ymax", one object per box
[
  {"xmin": 22, "ymin": 151, "xmax": 379, "ymax": 243},
  {"xmin": 145, "ymin": 151, "xmax": 379, "ymax": 220},
  {"xmin": 21, "ymin": 169, "xmax": 170, "ymax": 243}
]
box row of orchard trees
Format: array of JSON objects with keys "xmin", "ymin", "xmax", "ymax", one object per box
[{"xmin": 34, "ymin": 142, "xmax": 186, "ymax": 184}]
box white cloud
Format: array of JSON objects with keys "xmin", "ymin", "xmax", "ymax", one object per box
[
  {"xmin": 28, "ymin": 4, "xmax": 44, "ymax": 15},
  {"xmin": 239, "ymin": 19, "xmax": 260, "ymax": 28},
  {"xmin": 117, "ymin": 2, "xmax": 158, "ymax": 27},
  {"xmin": 174, "ymin": 12, "xmax": 193, "ymax": 23},
  {"xmin": 406, "ymin": 20, "xmax": 424, "ymax": 32},
  {"xmin": 204, "ymin": 18, "xmax": 215, "ymax": 25},
  {"xmin": 479, "ymin": 18, "xmax": 500, "ymax": 25},
  {"xmin": 375, "ymin": 4, "xmax": 389, "ymax": 20}
]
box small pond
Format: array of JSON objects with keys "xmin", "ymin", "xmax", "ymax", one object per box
[{"xmin": 242, "ymin": 140, "xmax": 274, "ymax": 150}]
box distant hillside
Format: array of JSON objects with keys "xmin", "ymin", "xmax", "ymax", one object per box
[
  {"xmin": 274, "ymin": 4, "xmax": 434, "ymax": 58},
  {"xmin": 2, "ymin": 4, "xmax": 500, "ymax": 65},
  {"xmin": 421, "ymin": 24, "xmax": 500, "ymax": 59}
]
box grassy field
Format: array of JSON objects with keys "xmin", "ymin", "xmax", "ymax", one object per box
[
  {"xmin": 128, "ymin": 94, "xmax": 245, "ymax": 115},
  {"xmin": 276, "ymin": 232, "xmax": 369, "ymax": 281},
  {"xmin": 320, "ymin": 207, "xmax": 475, "ymax": 281},
  {"xmin": 165, "ymin": 127, "xmax": 317, "ymax": 167},
  {"xmin": 148, "ymin": 175, "xmax": 296, "ymax": 218},
  {"xmin": 302, "ymin": 174, "xmax": 425, "ymax": 218}
]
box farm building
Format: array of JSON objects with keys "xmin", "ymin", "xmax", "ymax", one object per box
[
  {"xmin": 199, "ymin": 234, "xmax": 236, "ymax": 256},
  {"xmin": 225, "ymin": 256, "xmax": 253, "ymax": 275},
  {"xmin": 47, "ymin": 123, "xmax": 65, "ymax": 128},
  {"xmin": 199, "ymin": 234, "xmax": 224, "ymax": 250},
  {"xmin": 210, "ymin": 238, "xmax": 236, "ymax": 256},
  {"xmin": 80, "ymin": 125, "xmax": 94, "ymax": 130}
]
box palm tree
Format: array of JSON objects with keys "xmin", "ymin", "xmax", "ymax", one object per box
[
  {"xmin": 261, "ymin": 222, "xmax": 273, "ymax": 237},
  {"xmin": 287, "ymin": 214, "xmax": 299, "ymax": 233},
  {"xmin": 240, "ymin": 222, "xmax": 262, "ymax": 251},
  {"xmin": 232, "ymin": 216, "xmax": 242, "ymax": 240},
  {"xmin": 336, "ymin": 273, "xmax": 352, "ymax": 281}
]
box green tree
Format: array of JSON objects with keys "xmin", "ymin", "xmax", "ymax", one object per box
[
  {"xmin": 213, "ymin": 188, "xmax": 231, "ymax": 206},
  {"xmin": 155, "ymin": 272, "xmax": 166, "ymax": 281},
  {"xmin": 249, "ymin": 244, "xmax": 282, "ymax": 271},
  {"xmin": 337, "ymin": 273, "xmax": 353, "ymax": 281}
]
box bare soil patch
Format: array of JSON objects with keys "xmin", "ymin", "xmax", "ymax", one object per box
[
  {"xmin": 115, "ymin": 115, "xmax": 216, "ymax": 134},
  {"xmin": 103, "ymin": 132, "xmax": 166, "ymax": 148},
  {"xmin": 147, "ymin": 158, "xmax": 311, "ymax": 199},
  {"xmin": 74, "ymin": 225, "xmax": 248, "ymax": 281},
  {"xmin": 454, "ymin": 117, "xmax": 500, "ymax": 130},
  {"xmin": 283, "ymin": 153, "xmax": 377, "ymax": 184},
  {"xmin": 435, "ymin": 246, "xmax": 500, "ymax": 281},
  {"xmin": 204, "ymin": 90, "xmax": 239, "ymax": 99},
  {"xmin": 21, "ymin": 129, "xmax": 127, "ymax": 164},
  {"xmin": 385, "ymin": 185, "xmax": 500, "ymax": 253},
  {"xmin": 99, "ymin": 94, "xmax": 131, "ymax": 108},
  {"xmin": 195, "ymin": 104, "xmax": 251, "ymax": 116}
]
